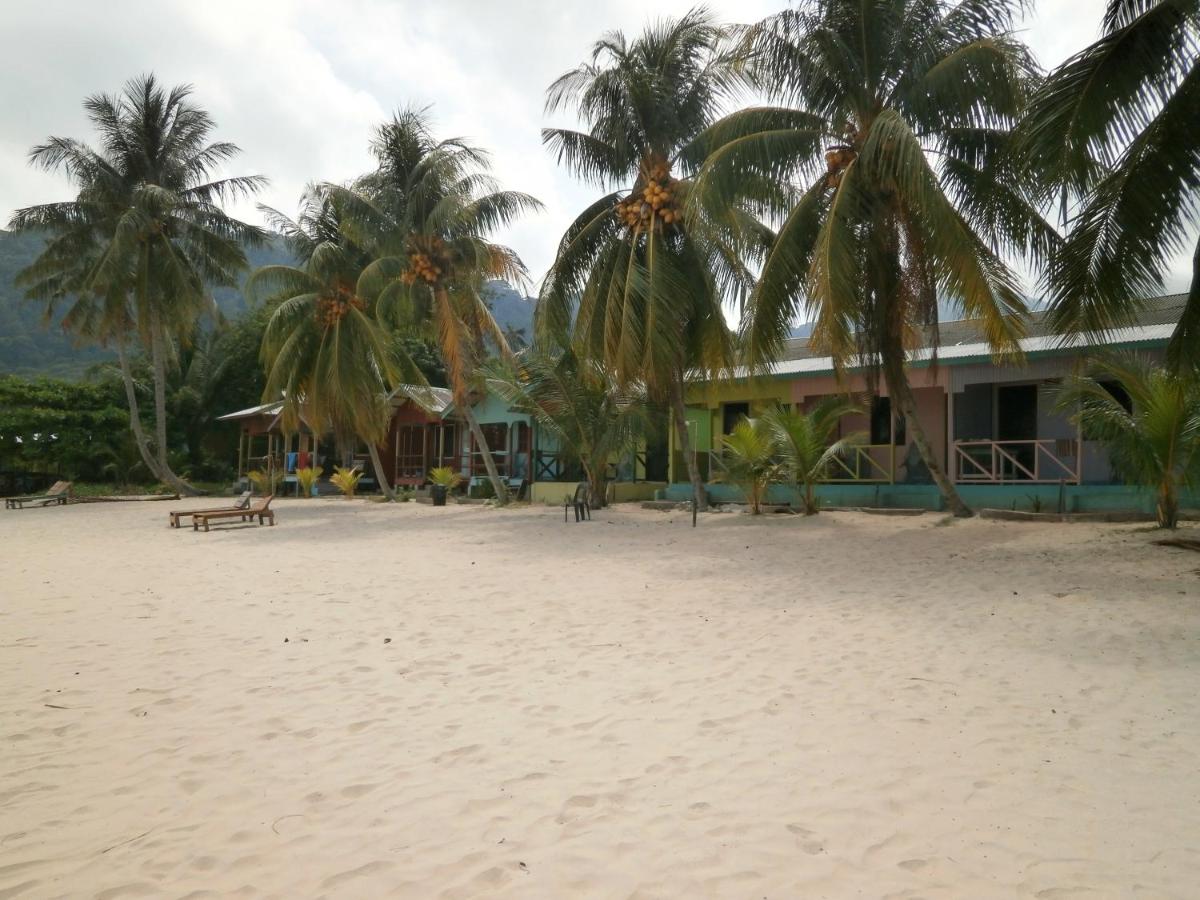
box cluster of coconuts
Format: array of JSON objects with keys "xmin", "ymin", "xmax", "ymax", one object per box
[
  {"xmin": 614, "ymin": 160, "xmax": 682, "ymax": 231},
  {"xmin": 401, "ymin": 237, "xmax": 448, "ymax": 286},
  {"xmin": 824, "ymin": 145, "xmax": 857, "ymax": 188},
  {"xmin": 316, "ymin": 289, "xmax": 365, "ymax": 328}
]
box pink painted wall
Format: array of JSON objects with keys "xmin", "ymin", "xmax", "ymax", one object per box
[{"xmin": 910, "ymin": 386, "xmax": 946, "ymax": 473}]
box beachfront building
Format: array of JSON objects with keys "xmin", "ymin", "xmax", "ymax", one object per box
[
  {"xmin": 668, "ymin": 294, "xmax": 1189, "ymax": 512},
  {"xmin": 397, "ymin": 387, "xmax": 667, "ymax": 503},
  {"xmin": 219, "ymin": 384, "xmax": 667, "ymax": 501},
  {"xmin": 217, "ymin": 399, "xmax": 327, "ymax": 494}
]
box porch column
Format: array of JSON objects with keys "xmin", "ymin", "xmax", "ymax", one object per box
[
  {"xmin": 946, "ymin": 388, "xmax": 956, "ymax": 484},
  {"xmin": 888, "ymin": 404, "xmax": 896, "ymax": 484}
]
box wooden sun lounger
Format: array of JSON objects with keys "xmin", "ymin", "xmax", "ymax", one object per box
[
  {"xmin": 5, "ymin": 481, "xmax": 72, "ymax": 510},
  {"xmin": 169, "ymin": 490, "xmax": 252, "ymax": 528},
  {"xmin": 192, "ymin": 495, "xmax": 275, "ymax": 532}
]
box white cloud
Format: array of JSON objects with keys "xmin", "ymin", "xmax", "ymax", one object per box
[{"xmin": 2, "ymin": 0, "xmax": 1191, "ymax": 294}]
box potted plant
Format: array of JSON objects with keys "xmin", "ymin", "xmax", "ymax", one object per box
[{"xmin": 428, "ymin": 467, "xmax": 463, "ymax": 506}]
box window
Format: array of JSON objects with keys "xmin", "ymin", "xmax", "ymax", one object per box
[
  {"xmin": 722, "ymin": 402, "xmax": 750, "ymax": 434},
  {"xmin": 870, "ymin": 397, "xmax": 906, "ymax": 445},
  {"xmin": 1099, "ymin": 381, "xmax": 1133, "ymax": 414},
  {"xmin": 1083, "ymin": 381, "xmax": 1134, "ymax": 440}
]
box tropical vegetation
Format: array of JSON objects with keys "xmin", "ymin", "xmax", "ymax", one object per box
[
  {"xmin": 330, "ymin": 465, "xmax": 363, "ymax": 498},
  {"xmin": 4, "ymin": 3, "xmax": 1199, "ymax": 519},
  {"xmin": 333, "ymin": 108, "xmax": 543, "ymax": 503},
  {"xmin": 1022, "ymin": 0, "xmax": 1200, "ymax": 373},
  {"xmin": 250, "ymin": 185, "xmax": 415, "ymax": 500},
  {"xmin": 536, "ymin": 9, "xmax": 773, "ymax": 512},
  {"xmin": 691, "ymin": 0, "xmax": 1054, "ymax": 517},
  {"xmin": 483, "ymin": 350, "xmax": 649, "ymax": 507},
  {"xmin": 8, "ymin": 75, "xmax": 266, "ymax": 495},
  {"xmin": 763, "ymin": 399, "xmax": 863, "ymax": 515},
  {"xmin": 1059, "ymin": 355, "xmax": 1200, "ymax": 528},
  {"xmin": 715, "ymin": 417, "xmax": 782, "ymax": 514},
  {"xmin": 296, "ymin": 465, "xmax": 322, "ymax": 498}
]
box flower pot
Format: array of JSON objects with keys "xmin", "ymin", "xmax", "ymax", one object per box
[{"xmin": 431, "ymin": 485, "xmax": 448, "ymax": 507}]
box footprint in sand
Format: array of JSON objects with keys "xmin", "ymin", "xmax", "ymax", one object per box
[{"xmin": 787, "ymin": 824, "xmax": 826, "ymax": 855}]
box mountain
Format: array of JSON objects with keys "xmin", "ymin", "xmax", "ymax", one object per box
[
  {"xmin": 481, "ymin": 279, "xmax": 536, "ymax": 345},
  {"xmin": 0, "ymin": 230, "xmax": 296, "ymax": 378},
  {"xmin": 1, "ymin": 229, "xmax": 538, "ymax": 377}
]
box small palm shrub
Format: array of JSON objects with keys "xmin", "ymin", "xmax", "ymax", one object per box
[
  {"xmin": 330, "ymin": 465, "xmax": 363, "ymax": 498},
  {"xmin": 1059, "ymin": 355, "xmax": 1200, "ymax": 529},
  {"xmin": 247, "ymin": 468, "xmax": 282, "ymax": 496},
  {"xmin": 296, "ymin": 466, "xmax": 323, "ymax": 498},
  {"xmin": 762, "ymin": 399, "xmax": 864, "ymax": 515},
  {"xmin": 428, "ymin": 466, "xmax": 464, "ymax": 489},
  {"xmin": 716, "ymin": 418, "xmax": 782, "ymax": 514}
]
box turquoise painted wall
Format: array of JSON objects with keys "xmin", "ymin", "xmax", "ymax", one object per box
[{"xmin": 661, "ymin": 481, "xmax": 1198, "ymax": 514}]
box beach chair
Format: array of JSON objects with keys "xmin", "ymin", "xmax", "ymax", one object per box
[
  {"xmin": 169, "ymin": 491, "xmax": 252, "ymax": 528},
  {"xmin": 192, "ymin": 495, "xmax": 275, "ymax": 532},
  {"xmin": 5, "ymin": 481, "xmax": 72, "ymax": 510},
  {"xmin": 564, "ymin": 482, "xmax": 591, "ymax": 522}
]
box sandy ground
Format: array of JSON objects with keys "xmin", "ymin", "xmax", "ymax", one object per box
[{"xmin": 1, "ymin": 499, "xmax": 1198, "ymax": 899}]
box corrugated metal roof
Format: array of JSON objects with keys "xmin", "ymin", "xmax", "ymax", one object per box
[
  {"xmin": 390, "ymin": 384, "xmax": 453, "ymax": 415},
  {"xmin": 752, "ymin": 293, "xmax": 1185, "ymax": 378},
  {"xmin": 216, "ymin": 400, "xmax": 284, "ymax": 421}
]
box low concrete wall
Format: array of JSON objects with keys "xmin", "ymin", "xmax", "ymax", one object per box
[
  {"xmin": 530, "ymin": 481, "xmax": 666, "ymax": 506},
  {"xmin": 660, "ymin": 482, "xmax": 1199, "ymax": 514}
]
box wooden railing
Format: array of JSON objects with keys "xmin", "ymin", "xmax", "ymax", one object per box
[
  {"xmin": 954, "ymin": 439, "xmax": 1080, "ymax": 484},
  {"xmin": 824, "ymin": 444, "xmax": 895, "ymax": 483},
  {"xmin": 706, "ymin": 443, "xmax": 895, "ymax": 484}
]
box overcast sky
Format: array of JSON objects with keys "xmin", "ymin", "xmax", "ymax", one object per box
[{"xmin": 2, "ymin": 0, "xmax": 1189, "ymax": 296}]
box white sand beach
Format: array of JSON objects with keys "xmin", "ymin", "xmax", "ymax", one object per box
[{"xmin": 1, "ymin": 500, "xmax": 1198, "ymax": 898}]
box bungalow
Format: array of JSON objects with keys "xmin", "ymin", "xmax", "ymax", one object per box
[
  {"xmin": 669, "ymin": 293, "xmax": 1190, "ymax": 513},
  {"xmin": 220, "ymin": 383, "xmax": 666, "ymax": 502}
]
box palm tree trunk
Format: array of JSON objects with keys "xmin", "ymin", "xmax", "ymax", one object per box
[
  {"xmin": 585, "ymin": 462, "xmax": 608, "ymax": 509},
  {"xmin": 669, "ymin": 376, "xmax": 707, "ymax": 512},
  {"xmin": 367, "ymin": 442, "xmax": 397, "ymax": 501},
  {"xmin": 883, "ymin": 362, "xmax": 971, "ymax": 517},
  {"xmin": 115, "ymin": 338, "xmax": 166, "ymax": 483},
  {"xmin": 148, "ymin": 324, "xmax": 198, "ymax": 496},
  {"xmin": 1157, "ymin": 481, "xmax": 1178, "ymax": 529},
  {"xmin": 462, "ymin": 404, "xmax": 509, "ymax": 504}
]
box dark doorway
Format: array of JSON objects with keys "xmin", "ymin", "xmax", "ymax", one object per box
[
  {"xmin": 722, "ymin": 402, "xmax": 750, "ymax": 434},
  {"xmin": 869, "ymin": 397, "xmax": 906, "ymax": 445},
  {"xmin": 996, "ymin": 384, "xmax": 1038, "ymax": 479},
  {"xmin": 996, "ymin": 385, "xmax": 1038, "ymax": 440},
  {"xmin": 643, "ymin": 431, "xmax": 669, "ymax": 482}
]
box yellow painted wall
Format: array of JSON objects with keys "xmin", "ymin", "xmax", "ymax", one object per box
[{"xmin": 530, "ymin": 481, "xmax": 666, "ymax": 505}]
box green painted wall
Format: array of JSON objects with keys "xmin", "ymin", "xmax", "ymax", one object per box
[{"xmin": 661, "ymin": 481, "xmax": 1198, "ymax": 514}]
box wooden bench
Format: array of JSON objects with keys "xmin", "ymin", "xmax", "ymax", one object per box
[
  {"xmin": 193, "ymin": 495, "xmax": 275, "ymax": 532},
  {"xmin": 169, "ymin": 491, "xmax": 252, "ymax": 528}
]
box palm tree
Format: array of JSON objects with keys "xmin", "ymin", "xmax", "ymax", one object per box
[
  {"xmin": 339, "ymin": 109, "xmax": 543, "ymax": 503},
  {"xmin": 251, "ymin": 186, "xmax": 418, "ymax": 501},
  {"xmin": 762, "ymin": 398, "xmax": 862, "ymax": 515},
  {"xmin": 693, "ymin": 1, "xmax": 1054, "ymax": 517},
  {"xmin": 1057, "ymin": 354, "xmax": 1200, "ymax": 528},
  {"xmin": 482, "ymin": 350, "xmax": 649, "ymax": 507},
  {"xmin": 1020, "ymin": 0, "xmax": 1200, "ymax": 373},
  {"xmin": 9, "ymin": 75, "xmax": 266, "ymax": 494},
  {"xmin": 716, "ymin": 417, "xmax": 782, "ymax": 514},
  {"xmin": 537, "ymin": 9, "xmax": 773, "ymax": 512}
]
